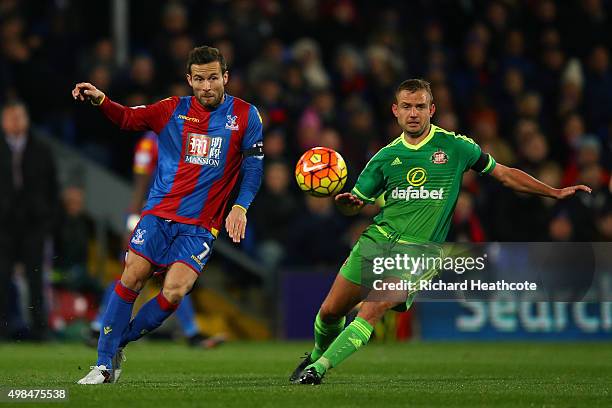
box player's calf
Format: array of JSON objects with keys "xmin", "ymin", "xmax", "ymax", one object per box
[
  {"xmin": 162, "ymin": 281, "xmax": 193, "ymax": 305},
  {"xmin": 119, "ymin": 291, "xmax": 179, "ymax": 347}
]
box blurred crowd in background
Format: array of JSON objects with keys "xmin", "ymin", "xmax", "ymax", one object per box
[{"xmin": 1, "ymin": 0, "xmax": 611, "ymax": 339}]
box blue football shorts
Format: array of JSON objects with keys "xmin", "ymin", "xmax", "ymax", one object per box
[{"xmin": 128, "ymin": 214, "xmax": 216, "ymax": 275}]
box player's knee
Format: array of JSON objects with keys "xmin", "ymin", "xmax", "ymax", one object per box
[
  {"xmin": 121, "ymin": 253, "xmax": 151, "ymax": 291},
  {"xmin": 358, "ymin": 301, "xmax": 399, "ymax": 326},
  {"xmin": 120, "ymin": 268, "xmax": 148, "ymax": 292},
  {"xmin": 318, "ymin": 303, "xmax": 344, "ymax": 323},
  {"xmin": 162, "ymin": 280, "xmax": 192, "ymax": 305}
]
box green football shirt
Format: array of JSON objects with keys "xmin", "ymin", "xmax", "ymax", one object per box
[{"xmin": 351, "ymin": 124, "xmax": 496, "ymax": 243}]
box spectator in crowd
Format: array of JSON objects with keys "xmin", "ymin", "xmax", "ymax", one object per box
[
  {"xmin": 251, "ymin": 77, "xmax": 287, "ymax": 128},
  {"xmin": 517, "ymin": 131, "xmax": 549, "ymax": 175},
  {"xmin": 333, "ymin": 46, "xmax": 367, "ymax": 100},
  {"xmin": 292, "ymin": 38, "xmax": 329, "ymax": 90},
  {"xmin": 500, "ymin": 29, "xmax": 534, "ymax": 81},
  {"xmin": 117, "ymin": 53, "xmax": 159, "ymax": 104},
  {"xmin": 263, "ymin": 127, "xmax": 288, "ymax": 161},
  {"xmin": 452, "ymin": 37, "xmax": 491, "ymax": 115},
  {"xmin": 78, "ymin": 39, "xmax": 118, "ymax": 81},
  {"xmin": 436, "ymin": 111, "xmax": 459, "ymax": 133},
  {"xmin": 0, "ymin": 101, "xmax": 59, "ymax": 340},
  {"xmin": 283, "ymin": 62, "xmax": 309, "ymax": 120},
  {"xmin": 448, "ymin": 191, "xmax": 486, "ymax": 242},
  {"xmin": 584, "ymin": 45, "xmax": 612, "ymax": 127},
  {"xmin": 496, "ymin": 68, "xmax": 525, "ymax": 132},
  {"xmin": 248, "ymin": 37, "xmax": 286, "ymax": 85},
  {"xmin": 251, "ymin": 160, "xmax": 299, "ymax": 269},
  {"xmin": 558, "ymin": 59, "xmax": 584, "ymax": 118},
  {"xmin": 562, "ymin": 136, "xmax": 609, "ymax": 186},
  {"xmin": 598, "ymin": 204, "xmax": 612, "ymax": 240},
  {"xmin": 161, "ymin": 34, "xmax": 196, "ymax": 85},
  {"xmin": 287, "ymin": 196, "xmax": 348, "ymax": 267},
  {"xmin": 471, "ymin": 112, "xmax": 515, "ymax": 167},
  {"xmin": 53, "ymin": 185, "xmax": 96, "ymax": 291},
  {"xmin": 537, "ymin": 45, "xmax": 565, "ymax": 119}
]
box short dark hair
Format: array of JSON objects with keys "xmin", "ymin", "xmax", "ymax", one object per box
[
  {"xmin": 186, "ymin": 46, "xmax": 227, "ymax": 74},
  {"xmin": 395, "ymin": 79, "xmax": 434, "ymax": 104}
]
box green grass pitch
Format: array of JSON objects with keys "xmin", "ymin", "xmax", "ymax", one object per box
[{"xmin": 1, "ymin": 341, "xmax": 610, "ymax": 407}]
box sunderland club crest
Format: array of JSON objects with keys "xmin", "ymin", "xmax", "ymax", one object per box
[{"xmin": 431, "ymin": 149, "xmax": 448, "ymax": 164}]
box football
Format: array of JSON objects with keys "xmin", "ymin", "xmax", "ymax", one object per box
[{"xmin": 295, "ymin": 147, "xmax": 348, "ymax": 197}]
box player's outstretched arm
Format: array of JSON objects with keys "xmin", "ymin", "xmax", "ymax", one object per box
[
  {"xmin": 72, "ymin": 83, "xmax": 178, "ymax": 133},
  {"xmin": 335, "ymin": 192, "xmax": 365, "ymax": 216},
  {"xmin": 71, "ymin": 82, "xmax": 105, "ymax": 105},
  {"xmin": 490, "ymin": 163, "xmax": 592, "ymax": 199}
]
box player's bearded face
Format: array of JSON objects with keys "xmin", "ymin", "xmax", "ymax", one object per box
[
  {"xmin": 188, "ymin": 62, "xmax": 228, "ymax": 108},
  {"xmin": 392, "ymin": 90, "xmax": 435, "ymax": 138}
]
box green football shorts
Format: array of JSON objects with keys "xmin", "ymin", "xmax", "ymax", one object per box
[{"xmin": 339, "ymin": 224, "xmax": 442, "ymax": 312}]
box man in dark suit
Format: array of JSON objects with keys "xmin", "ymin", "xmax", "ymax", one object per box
[{"xmin": 0, "ymin": 100, "xmax": 59, "ymax": 340}]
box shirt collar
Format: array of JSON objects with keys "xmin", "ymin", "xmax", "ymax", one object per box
[{"xmin": 5, "ymin": 134, "xmax": 27, "ymax": 153}]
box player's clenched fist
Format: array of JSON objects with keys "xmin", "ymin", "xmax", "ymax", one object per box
[{"xmin": 71, "ymin": 82, "xmax": 105, "ymax": 105}]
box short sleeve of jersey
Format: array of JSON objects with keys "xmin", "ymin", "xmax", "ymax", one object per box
[
  {"xmin": 241, "ymin": 105, "xmax": 264, "ymax": 152},
  {"xmin": 352, "ymin": 154, "xmax": 385, "ymax": 204},
  {"xmin": 452, "ymin": 134, "xmax": 496, "ymax": 174}
]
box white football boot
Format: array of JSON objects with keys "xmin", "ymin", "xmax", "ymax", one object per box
[{"xmin": 77, "ymin": 365, "xmax": 112, "ymax": 384}]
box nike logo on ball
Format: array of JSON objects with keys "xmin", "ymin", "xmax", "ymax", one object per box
[{"xmin": 303, "ymin": 162, "xmax": 327, "ymax": 172}]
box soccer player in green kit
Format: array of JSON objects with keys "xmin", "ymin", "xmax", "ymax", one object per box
[{"xmin": 292, "ymin": 79, "xmax": 592, "ymax": 385}]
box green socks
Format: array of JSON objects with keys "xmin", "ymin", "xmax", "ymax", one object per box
[
  {"xmin": 311, "ymin": 317, "xmax": 373, "ymax": 376},
  {"xmin": 310, "ymin": 312, "xmax": 346, "ymax": 361}
]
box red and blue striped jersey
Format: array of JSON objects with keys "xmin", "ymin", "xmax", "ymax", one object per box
[{"xmin": 99, "ymin": 94, "xmax": 263, "ymax": 236}]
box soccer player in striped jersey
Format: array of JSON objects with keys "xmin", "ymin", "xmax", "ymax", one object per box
[
  {"xmin": 293, "ymin": 79, "xmax": 591, "ymax": 385},
  {"xmin": 73, "ymin": 46, "xmax": 263, "ymax": 384},
  {"xmin": 88, "ymin": 131, "xmax": 226, "ymax": 350}
]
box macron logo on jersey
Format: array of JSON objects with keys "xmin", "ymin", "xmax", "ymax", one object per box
[
  {"xmin": 391, "ymin": 186, "xmax": 444, "ymax": 200},
  {"xmin": 178, "ymin": 114, "xmax": 200, "ymax": 123}
]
